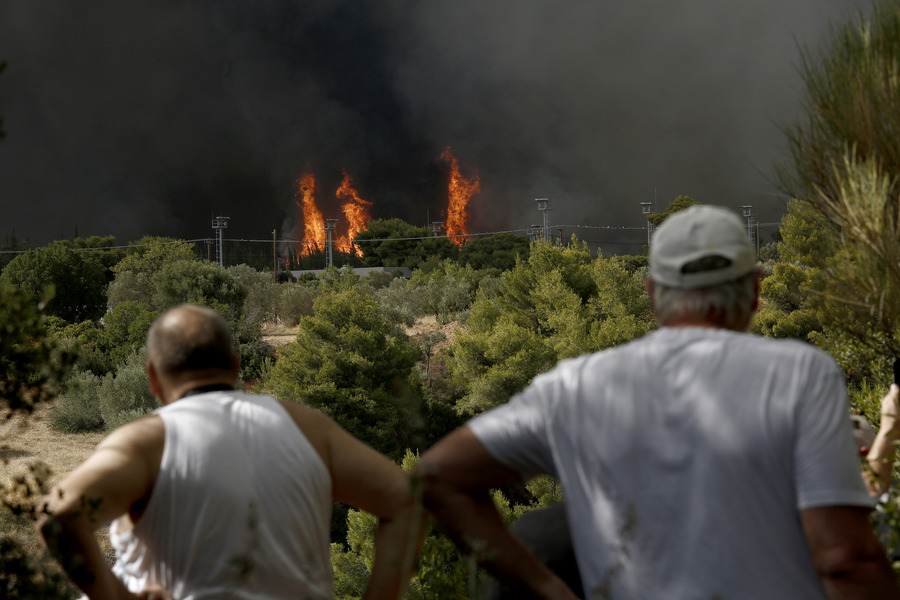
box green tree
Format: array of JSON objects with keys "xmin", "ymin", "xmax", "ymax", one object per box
[
  {"xmin": 646, "ymin": 195, "xmax": 700, "ymax": 227},
  {"xmin": 458, "ymin": 233, "xmax": 530, "ymax": 271},
  {"xmin": 354, "ymin": 219, "xmax": 458, "ymax": 268},
  {"xmin": 409, "ymin": 261, "xmax": 479, "ymax": 324},
  {"xmin": 0, "ymin": 245, "xmax": 107, "ymax": 322},
  {"xmin": 150, "ymin": 260, "xmax": 247, "ymax": 316},
  {"xmin": 449, "ymin": 240, "xmax": 653, "ymax": 415},
  {"xmin": 112, "ymin": 236, "xmax": 196, "ymax": 275},
  {"xmin": 776, "ymin": 0, "xmax": 900, "ymax": 202},
  {"xmin": 52, "ymin": 236, "xmax": 124, "ymax": 283},
  {"xmin": 266, "ymin": 289, "xmax": 421, "ymax": 458}
]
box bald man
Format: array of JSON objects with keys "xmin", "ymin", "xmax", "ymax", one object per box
[{"xmin": 38, "ymin": 304, "xmax": 419, "ymax": 600}]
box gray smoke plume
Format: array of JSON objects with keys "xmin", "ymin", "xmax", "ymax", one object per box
[{"xmin": 0, "ymin": 0, "xmax": 869, "ymax": 250}]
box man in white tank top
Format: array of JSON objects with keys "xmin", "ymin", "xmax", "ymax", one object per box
[
  {"xmin": 38, "ymin": 304, "xmax": 420, "ymax": 600},
  {"xmin": 416, "ymin": 205, "xmax": 899, "ymax": 599}
]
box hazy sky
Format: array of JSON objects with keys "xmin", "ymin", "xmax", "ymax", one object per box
[{"xmin": 0, "ymin": 0, "xmax": 870, "ymax": 251}]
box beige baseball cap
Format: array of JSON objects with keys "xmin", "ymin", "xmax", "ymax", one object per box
[{"xmin": 649, "ymin": 205, "xmax": 757, "ymax": 289}]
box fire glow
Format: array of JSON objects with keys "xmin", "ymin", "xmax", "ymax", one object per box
[
  {"xmin": 440, "ymin": 147, "xmax": 480, "ymax": 248},
  {"xmin": 291, "ymin": 148, "xmax": 479, "ymax": 257}
]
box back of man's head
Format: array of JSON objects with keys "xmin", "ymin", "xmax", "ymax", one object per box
[
  {"xmin": 146, "ymin": 304, "xmax": 235, "ymax": 379},
  {"xmin": 649, "ymin": 205, "xmax": 758, "ymax": 329}
]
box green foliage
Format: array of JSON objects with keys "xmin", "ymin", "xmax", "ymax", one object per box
[
  {"xmin": 103, "ymin": 301, "xmax": 159, "ymax": 365},
  {"xmin": 106, "ymin": 270, "xmax": 154, "ymax": 310},
  {"xmin": 51, "ymin": 236, "xmax": 124, "ymax": 282},
  {"xmin": 0, "ymin": 285, "xmax": 77, "ymax": 417},
  {"xmin": 409, "ymin": 261, "xmax": 479, "ymax": 324},
  {"xmin": 1, "ymin": 246, "xmax": 107, "ymax": 322},
  {"xmin": 450, "ymin": 241, "xmax": 653, "ymax": 414},
  {"xmin": 98, "ymin": 349, "xmax": 156, "ymax": 431},
  {"xmin": 458, "ymin": 233, "xmax": 530, "ymax": 271},
  {"xmin": 374, "ymin": 278, "xmax": 425, "ymax": 328},
  {"xmin": 112, "ymin": 236, "xmax": 196, "ymax": 275},
  {"xmin": 151, "ymin": 260, "xmax": 247, "ymax": 316},
  {"xmin": 354, "ymin": 219, "xmax": 458, "ymax": 268},
  {"xmin": 266, "ymin": 289, "xmax": 422, "ymax": 458},
  {"xmin": 277, "ymin": 281, "xmax": 320, "ymax": 326},
  {"xmin": 48, "ymin": 370, "xmax": 105, "ymax": 433},
  {"xmin": 776, "ymin": 0, "xmax": 900, "ymax": 201},
  {"xmin": 228, "ymin": 264, "xmax": 279, "ymax": 326},
  {"xmin": 646, "ymin": 195, "xmax": 700, "ymax": 227}
]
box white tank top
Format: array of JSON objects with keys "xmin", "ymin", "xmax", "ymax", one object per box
[{"xmin": 109, "ymin": 392, "xmax": 333, "ymax": 599}]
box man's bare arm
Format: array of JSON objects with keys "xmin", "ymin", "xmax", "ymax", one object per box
[
  {"xmin": 415, "ymin": 426, "xmax": 580, "ymax": 600},
  {"xmin": 801, "ymin": 505, "xmax": 900, "ymax": 599},
  {"xmin": 282, "ymin": 403, "xmax": 422, "ymax": 600},
  {"xmin": 36, "ymin": 416, "xmax": 170, "ymax": 600}
]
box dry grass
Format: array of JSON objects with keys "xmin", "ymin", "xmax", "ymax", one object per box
[{"xmin": 1, "ymin": 402, "xmax": 109, "ymax": 559}]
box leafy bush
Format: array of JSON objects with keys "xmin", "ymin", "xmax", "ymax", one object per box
[
  {"xmin": 374, "ymin": 278, "xmax": 426, "ymax": 327},
  {"xmin": 48, "ymin": 370, "xmax": 105, "ymax": 433},
  {"xmin": 277, "ymin": 282, "xmax": 319, "ymax": 326},
  {"xmin": 266, "ymin": 289, "xmax": 421, "ymax": 458},
  {"xmin": 98, "ymin": 350, "xmax": 156, "ymax": 431}
]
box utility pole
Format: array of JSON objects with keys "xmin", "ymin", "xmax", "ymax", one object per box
[
  {"xmin": 212, "ymin": 216, "xmax": 229, "ymax": 266},
  {"xmin": 640, "ymin": 202, "xmax": 653, "ymax": 248},
  {"xmin": 535, "ymin": 198, "xmax": 551, "ymax": 241},
  {"xmin": 324, "ymin": 218, "xmax": 338, "ymax": 268},
  {"xmin": 740, "ymin": 205, "xmax": 757, "ymax": 255},
  {"xmin": 272, "ymin": 229, "xmax": 277, "ymax": 283}
]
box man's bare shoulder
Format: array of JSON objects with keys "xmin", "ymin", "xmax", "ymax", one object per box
[{"xmin": 98, "ymin": 414, "xmax": 165, "ymax": 453}]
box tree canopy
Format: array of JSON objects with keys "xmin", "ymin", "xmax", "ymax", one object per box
[{"xmin": 0, "ymin": 246, "xmax": 107, "ymax": 322}]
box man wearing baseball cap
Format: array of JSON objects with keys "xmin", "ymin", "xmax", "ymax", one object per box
[{"xmin": 417, "ymin": 205, "xmax": 898, "ymax": 599}]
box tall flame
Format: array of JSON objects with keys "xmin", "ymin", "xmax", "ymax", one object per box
[
  {"xmin": 295, "ymin": 171, "xmax": 325, "ymax": 256},
  {"xmin": 336, "ymin": 171, "xmax": 372, "ymax": 256},
  {"xmin": 440, "ymin": 147, "xmax": 480, "ymax": 248}
]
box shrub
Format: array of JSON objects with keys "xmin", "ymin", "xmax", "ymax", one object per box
[
  {"xmin": 98, "ymin": 350, "xmax": 156, "ymax": 431},
  {"xmin": 277, "ymin": 283, "xmax": 319, "ymax": 326},
  {"xmin": 48, "ymin": 370, "xmax": 105, "ymax": 433}
]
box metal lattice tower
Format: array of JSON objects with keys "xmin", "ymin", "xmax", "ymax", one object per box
[
  {"xmin": 324, "ymin": 218, "xmax": 338, "ymax": 268},
  {"xmin": 640, "ymin": 202, "xmax": 653, "ymax": 247},
  {"xmin": 211, "ymin": 216, "xmax": 229, "ymax": 266},
  {"xmin": 535, "ymin": 198, "xmax": 551, "ymax": 241},
  {"xmin": 740, "ymin": 205, "xmax": 757, "ymax": 254}
]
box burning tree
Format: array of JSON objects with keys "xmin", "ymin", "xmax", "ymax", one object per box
[
  {"xmin": 336, "ymin": 171, "xmax": 373, "ymax": 257},
  {"xmin": 440, "ymin": 148, "xmax": 481, "ymax": 248}
]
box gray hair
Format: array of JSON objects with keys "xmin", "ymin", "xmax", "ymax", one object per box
[{"xmin": 652, "ymin": 270, "xmax": 757, "ymax": 330}]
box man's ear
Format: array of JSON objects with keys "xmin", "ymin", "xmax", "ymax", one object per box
[
  {"xmin": 147, "ymin": 362, "xmax": 162, "ymax": 397},
  {"xmin": 751, "ymin": 268, "xmax": 761, "ymax": 313}
]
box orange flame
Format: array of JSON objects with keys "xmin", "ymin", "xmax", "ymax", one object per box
[
  {"xmin": 440, "ymin": 147, "xmax": 480, "ymax": 248},
  {"xmin": 336, "ymin": 171, "xmax": 372, "ymax": 256},
  {"xmin": 294, "ymin": 171, "xmax": 325, "ymax": 256}
]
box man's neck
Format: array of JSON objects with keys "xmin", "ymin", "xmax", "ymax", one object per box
[{"xmin": 159, "ymin": 375, "xmax": 236, "ymax": 405}]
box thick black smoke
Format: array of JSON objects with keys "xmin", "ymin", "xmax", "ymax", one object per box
[{"xmin": 0, "ymin": 0, "xmax": 869, "ymax": 249}]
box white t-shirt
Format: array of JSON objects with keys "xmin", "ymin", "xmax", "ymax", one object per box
[
  {"xmin": 110, "ymin": 392, "xmax": 333, "ymax": 600},
  {"xmin": 469, "ymin": 327, "xmax": 873, "ymax": 600}
]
